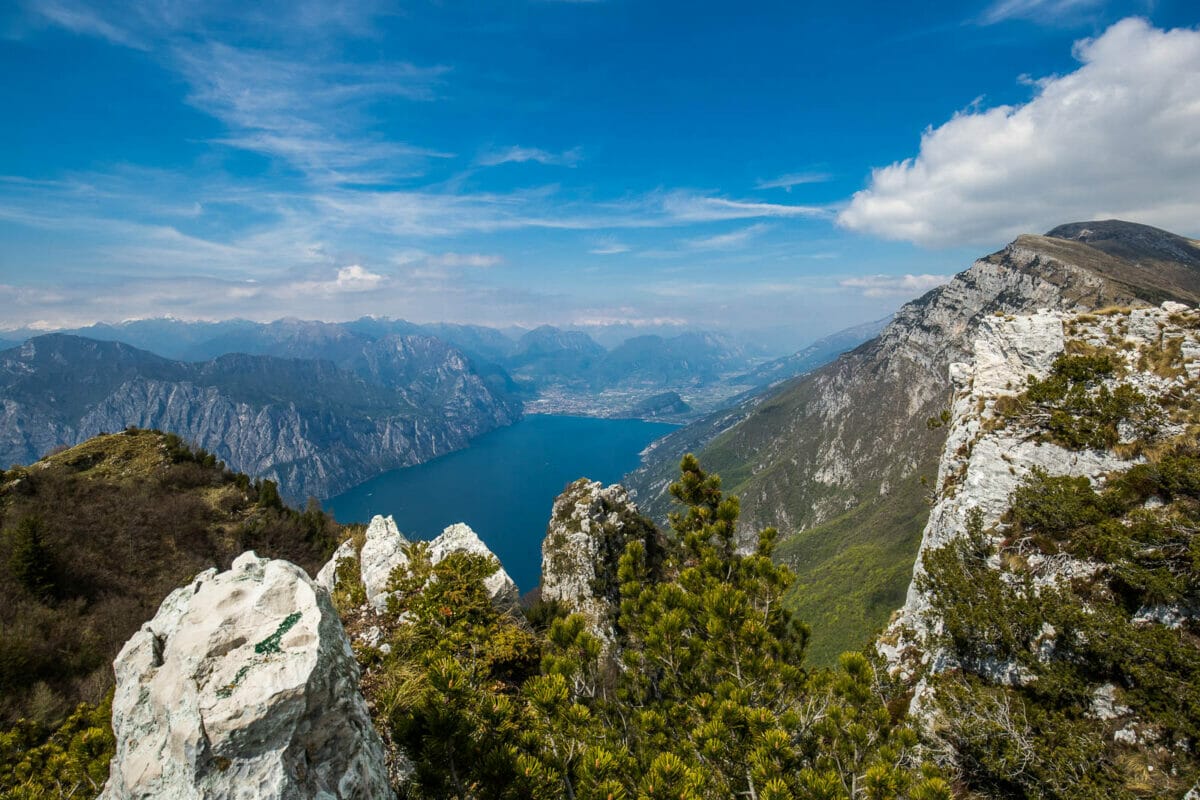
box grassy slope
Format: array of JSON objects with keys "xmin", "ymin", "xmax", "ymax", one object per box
[{"xmin": 777, "ymin": 464, "xmax": 933, "ymax": 666}]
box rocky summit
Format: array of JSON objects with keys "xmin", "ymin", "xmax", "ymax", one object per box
[
  {"xmin": 540, "ymin": 478, "xmax": 663, "ymax": 644},
  {"xmin": 100, "ymin": 551, "xmax": 393, "ymax": 800}
]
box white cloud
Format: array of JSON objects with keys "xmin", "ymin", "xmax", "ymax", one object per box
[
  {"xmin": 685, "ymin": 223, "xmax": 770, "ymax": 250},
  {"xmin": 477, "ymin": 146, "xmax": 583, "ymax": 167},
  {"xmin": 979, "ymin": 0, "xmax": 1103, "ymax": 25},
  {"xmin": 755, "ymin": 172, "xmax": 833, "ymax": 191},
  {"xmin": 275, "ymin": 265, "xmax": 388, "ymax": 297},
  {"xmin": 838, "ymin": 274, "xmax": 949, "ymax": 298},
  {"xmin": 334, "ymin": 264, "xmax": 385, "ymax": 290},
  {"xmin": 660, "ymin": 192, "xmax": 828, "ymax": 222},
  {"xmin": 426, "ymin": 252, "xmax": 503, "ymax": 268},
  {"xmin": 839, "ymin": 18, "xmax": 1200, "ymax": 247},
  {"xmin": 588, "ymin": 237, "xmax": 630, "ymax": 255}
]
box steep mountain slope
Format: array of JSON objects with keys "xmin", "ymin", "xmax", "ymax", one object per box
[
  {"xmin": 881, "ymin": 303, "xmax": 1200, "ymax": 797},
  {"xmin": 0, "ymin": 430, "xmax": 341, "ymax": 728},
  {"xmin": 627, "ymin": 220, "xmax": 1200, "ymax": 665},
  {"xmin": 0, "ymin": 334, "xmax": 520, "ymax": 501}
]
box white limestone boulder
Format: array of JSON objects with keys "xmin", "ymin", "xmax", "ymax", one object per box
[
  {"xmin": 99, "ymin": 551, "xmax": 396, "ymax": 800},
  {"xmin": 540, "ymin": 479, "xmax": 657, "ymax": 646},
  {"xmin": 430, "ymin": 522, "xmax": 519, "ymax": 608},
  {"xmin": 344, "ymin": 514, "xmax": 517, "ymax": 610}
]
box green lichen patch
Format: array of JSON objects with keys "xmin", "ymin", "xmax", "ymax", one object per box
[
  {"xmin": 215, "ymin": 663, "xmax": 253, "ymax": 699},
  {"xmin": 255, "ymin": 612, "xmax": 303, "ymax": 655}
]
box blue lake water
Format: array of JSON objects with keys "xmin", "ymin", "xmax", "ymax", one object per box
[{"xmin": 324, "ymin": 415, "xmax": 677, "ymax": 594}]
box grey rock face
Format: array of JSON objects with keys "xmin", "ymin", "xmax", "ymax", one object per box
[
  {"xmin": 0, "ymin": 333, "xmax": 520, "ymax": 501},
  {"xmin": 358, "ymin": 515, "xmax": 410, "ymax": 608},
  {"xmin": 100, "ymin": 551, "xmax": 395, "ymax": 800},
  {"xmin": 540, "ymin": 479, "xmax": 661, "ymax": 645},
  {"xmin": 317, "ymin": 538, "xmax": 358, "ymax": 594},
  {"xmin": 882, "ymin": 302, "xmax": 1200, "ymax": 691}
]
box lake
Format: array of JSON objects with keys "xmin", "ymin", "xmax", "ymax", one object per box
[{"xmin": 325, "ymin": 415, "xmax": 677, "ymax": 594}]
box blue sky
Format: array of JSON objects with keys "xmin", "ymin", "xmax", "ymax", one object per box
[{"xmin": 1, "ymin": 0, "xmax": 1198, "ymax": 350}]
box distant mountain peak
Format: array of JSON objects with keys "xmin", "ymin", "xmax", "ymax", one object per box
[{"xmin": 1045, "ymin": 218, "xmax": 1200, "ymax": 268}]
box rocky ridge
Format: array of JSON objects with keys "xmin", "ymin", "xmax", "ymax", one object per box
[
  {"xmin": 882, "ymin": 300, "xmax": 1200, "ymax": 693},
  {"xmin": 626, "ymin": 220, "xmax": 1200, "ymax": 664},
  {"xmin": 100, "ymin": 551, "xmax": 394, "ymax": 800}
]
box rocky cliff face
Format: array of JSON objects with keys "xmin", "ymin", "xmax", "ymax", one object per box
[
  {"xmin": 100, "ymin": 551, "xmax": 394, "ymax": 800},
  {"xmin": 883, "ymin": 301, "xmax": 1200, "ymax": 683},
  {"xmin": 0, "ymin": 333, "xmax": 520, "ymax": 501},
  {"xmin": 540, "ymin": 479, "xmax": 663, "ymax": 644},
  {"xmin": 877, "ymin": 301, "xmax": 1200, "ymax": 796},
  {"xmin": 626, "ymin": 220, "xmax": 1200, "ymax": 664}
]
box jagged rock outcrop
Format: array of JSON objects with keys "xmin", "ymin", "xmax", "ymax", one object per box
[
  {"xmin": 0, "ymin": 334, "xmax": 520, "ymax": 501},
  {"xmin": 627, "ymin": 220, "xmax": 1200, "ymax": 664},
  {"xmin": 325, "ymin": 515, "xmax": 518, "ymax": 612},
  {"xmin": 540, "ymin": 479, "xmax": 663, "ymax": 643},
  {"xmin": 100, "ymin": 551, "xmax": 395, "ymax": 800},
  {"xmin": 317, "ymin": 538, "xmax": 357, "ymax": 594},
  {"xmin": 359, "ymin": 515, "xmax": 410, "ymax": 608},
  {"xmin": 882, "ymin": 301, "xmax": 1200, "ymax": 687}
]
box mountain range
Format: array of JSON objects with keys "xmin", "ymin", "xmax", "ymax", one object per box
[
  {"xmin": 0, "ymin": 314, "xmax": 882, "ymax": 502},
  {"xmin": 626, "ymin": 219, "xmax": 1200, "ymax": 664},
  {"xmin": 0, "ymin": 333, "xmax": 519, "ymax": 502}
]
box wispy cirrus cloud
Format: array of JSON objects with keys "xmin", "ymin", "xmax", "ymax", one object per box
[
  {"xmin": 685, "ymin": 223, "xmax": 770, "ymax": 250},
  {"xmin": 755, "ymin": 172, "xmax": 833, "ymax": 191},
  {"xmin": 476, "ymin": 145, "xmax": 583, "ymax": 168},
  {"xmin": 25, "ymin": 1, "xmax": 450, "ymax": 184},
  {"xmin": 588, "ymin": 237, "xmax": 630, "ymax": 255},
  {"xmin": 659, "ymin": 192, "xmax": 829, "ymax": 223},
  {"xmin": 177, "ymin": 42, "xmax": 451, "ymax": 181},
  {"xmin": 978, "ymin": 0, "xmax": 1103, "ymax": 25}
]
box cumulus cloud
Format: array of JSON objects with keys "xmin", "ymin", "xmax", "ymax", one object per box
[
  {"xmin": 838, "ymin": 18, "xmax": 1200, "ymax": 247},
  {"xmin": 838, "ymin": 274, "xmax": 949, "ymax": 298},
  {"xmin": 279, "ymin": 265, "xmax": 387, "ymax": 297},
  {"xmin": 333, "ymin": 264, "xmax": 385, "ymax": 290}
]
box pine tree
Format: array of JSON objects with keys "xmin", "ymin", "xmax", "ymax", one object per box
[{"xmin": 7, "ymin": 516, "xmax": 54, "ymax": 599}]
